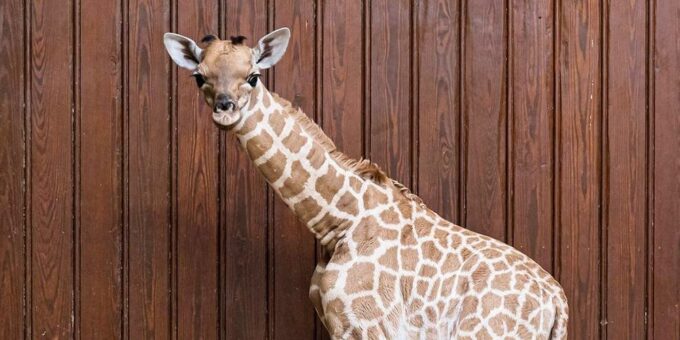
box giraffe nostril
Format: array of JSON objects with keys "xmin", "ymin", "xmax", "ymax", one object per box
[{"xmin": 214, "ymin": 95, "xmax": 235, "ymax": 112}]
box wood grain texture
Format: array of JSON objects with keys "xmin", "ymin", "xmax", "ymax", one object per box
[
  {"xmin": 272, "ymin": 1, "xmax": 318, "ymax": 338},
  {"xmin": 1, "ymin": 2, "xmax": 679, "ymax": 338},
  {"xmin": 176, "ymin": 0, "xmax": 220, "ymax": 338},
  {"xmin": 322, "ymin": 0, "xmax": 364, "ymax": 160},
  {"xmin": 369, "ymin": 0, "xmax": 413, "ymax": 187},
  {"xmin": 652, "ymin": 0, "xmax": 680, "ymax": 338},
  {"xmin": 222, "ymin": 1, "xmax": 269, "ymax": 339},
  {"xmin": 509, "ymin": 0, "xmax": 554, "ymax": 272},
  {"xmin": 462, "ymin": 0, "xmax": 507, "ymax": 241},
  {"xmin": 557, "ymin": 0, "xmax": 602, "ymax": 338},
  {"xmin": 78, "ymin": 0, "xmax": 123, "ymax": 337},
  {"xmin": 29, "ymin": 0, "xmax": 74, "ymax": 337},
  {"xmin": 0, "ymin": 0, "xmax": 25, "ymax": 337},
  {"xmin": 417, "ymin": 0, "xmax": 461, "ymax": 223},
  {"xmin": 605, "ymin": 0, "xmax": 648, "ymax": 337},
  {"xmin": 127, "ymin": 0, "xmax": 172, "ymax": 338}
]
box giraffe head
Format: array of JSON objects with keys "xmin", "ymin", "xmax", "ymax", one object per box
[{"xmin": 163, "ymin": 28, "xmax": 291, "ymax": 127}]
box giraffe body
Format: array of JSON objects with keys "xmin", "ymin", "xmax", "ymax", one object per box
[
  {"xmin": 163, "ymin": 28, "xmax": 568, "ymax": 339},
  {"xmin": 235, "ymin": 85, "xmax": 568, "ymax": 340}
]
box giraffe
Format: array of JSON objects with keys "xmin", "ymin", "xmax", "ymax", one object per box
[{"xmin": 164, "ymin": 27, "xmax": 569, "ymax": 339}]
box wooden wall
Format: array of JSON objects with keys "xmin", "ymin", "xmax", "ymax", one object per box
[{"xmin": 0, "ymin": 0, "xmax": 677, "ymax": 338}]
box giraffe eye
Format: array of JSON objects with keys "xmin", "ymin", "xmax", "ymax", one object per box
[
  {"xmin": 246, "ymin": 73, "xmax": 260, "ymax": 87},
  {"xmin": 192, "ymin": 73, "xmax": 206, "ymax": 88}
]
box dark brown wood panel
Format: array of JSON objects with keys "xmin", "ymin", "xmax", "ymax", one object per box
[
  {"xmin": 605, "ymin": 0, "xmax": 648, "ymax": 337},
  {"xmin": 221, "ymin": 1, "xmax": 269, "ymax": 339},
  {"xmin": 652, "ymin": 0, "xmax": 680, "ymax": 338},
  {"xmin": 176, "ymin": 0, "xmax": 220, "ymax": 338},
  {"xmin": 271, "ymin": 1, "xmax": 318, "ymax": 338},
  {"xmin": 369, "ymin": 0, "xmax": 412, "ymax": 186},
  {"xmin": 509, "ymin": 0, "xmax": 554, "ymax": 272},
  {"xmin": 127, "ymin": 0, "xmax": 173, "ymax": 338},
  {"xmin": 29, "ymin": 0, "xmax": 75, "ymax": 337},
  {"xmin": 322, "ymin": 0, "xmax": 364, "ymax": 160},
  {"xmin": 462, "ymin": 0, "xmax": 507, "ymax": 241},
  {"xmin": 557, "ymin": 0, "xmax": 602, "ymax": 338},
  {"xmin": 78, "ymin": 0, "xmax": 124, "ymax": 337},
  {"xmin": 3, "ymin": 1, "xmax": 680, "ymax": 339},
  {"xmin": 416, "ymin": 0, "xmax": 461, "ymax": 223},
  {"xmin": 0, "ymin": 0, "xmax": 25, "ymax": 337}
]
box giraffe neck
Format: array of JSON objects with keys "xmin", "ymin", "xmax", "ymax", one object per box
[{"xmin": 232, "ymin": 83, "xmax": 377, "ymax": 250}]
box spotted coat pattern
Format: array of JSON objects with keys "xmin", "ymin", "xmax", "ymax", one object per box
[{"xmin": 231, "ymin": 83, "xmax": 569, "ymax": 340}]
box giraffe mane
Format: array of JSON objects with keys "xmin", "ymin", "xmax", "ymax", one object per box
[{"xmin": 280, "ymin": 99, "xmax": 425, "ymax": 207}]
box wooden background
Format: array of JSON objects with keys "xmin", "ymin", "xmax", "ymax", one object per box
[{"xmin": 0, "ymin": 0, "xmax": 678, "ymax": 338}]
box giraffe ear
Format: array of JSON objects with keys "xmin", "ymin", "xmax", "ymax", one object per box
[
  {"xmin": 163, "ymin": 33, "xmax": 203, "ymax": 70},
  {"xmin": 253, "ymin": 27, "xmax": 290, "ymax": 69}
]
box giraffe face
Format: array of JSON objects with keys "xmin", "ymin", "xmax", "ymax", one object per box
[{"xmin": 163, "ymin": 28, "xmax": 291, "ymax": 127}]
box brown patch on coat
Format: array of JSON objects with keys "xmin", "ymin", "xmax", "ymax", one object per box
[
  {"xmin": 414, "ymin": 217, "xmax": 433, "ymax": 237},
  {"xmin": 400, "ymin": 225, "xmax": 418, "ymax": 246},
  {"xmin": 349, "ymin": 176, "xmax": 362, "ymax": 192},
  {"xmin": 345, "ymin": 262, "xmax": 375, "ymax": 294},
  {"xmin": 293, "ymin": 197, "xmax": 321, "ymax": 223},
  {"xmin": 280, "ymin": 160, "xmax": 310, "ymax": 198},
  {"xmin": 325, "ymin": 298, "xmax": 350, "ymax": 337},
  {"xmin": 246, "ymin": 131, "xmax": 273, "ymax": 160},
  {"xmin": 268, "ymin": 111, "xmax": 285, "ymax": 135},
  {"xmin": 336, "ymin": 191, "xmax": 358, "ymax": 215},
  {"xmin": 400, "ymin": 275, "xmax": 414, "ymax": 301},
  {"xmin": 282, "ymin": 126, "xmax": 307, "ymax": 153},
  {"xmin": 378, "ymin": 272, "xmax": 397, "ymax": 306},
  {"xmin": 316, "ymin": 166, "xmax": 344, "ymax": 202},
  {"xmin": 352, "ymin": 296, "xmax": 382, "ymax": 320},
  {"xmin": 491, "ymin": 272, "xmax": 512, "ymax": 291},
  {"xmin": 441, "ymin": 253, "xmax": 461, "ymax": 272},
  {"xmin": 471, "ymin": 263, "xmax": 491, "ymax": 292},
  {"xmin": 379, "ymin": 207, "xmax": 400, "ymax": 224},
  {"xmin": 307, "ymin": 144, "xmax": 326, "ymax": 169},
  {"xmin": 481, "ymin": 292, "xmax": 502, "ymax": 316},
  {"xmin": 419, "ymin": 264, "xmax": 437, "ymax": 278},
  {"xmin": 397, "ymin": 201, "xmax": 413, "ymax": 220},
  {"xmin": 416, "ymin": 279, "xmax": 429, "ymax": 296},
  {"xmin": 422, "ymin": 241, "xmax": 443, "ymax": 262},
  {"xmin": 363, "ymin": 185, "xmax": 388, "ymax": 210},
  {"xmin": 319, "ymin": 270, "xmax": 338, "ymax": 294},
  {"xmin": 258, "ymin": 151, "xmax": 286, "ymax": 182},
  {"xmin": 400, "ymin": 249, "xmax": 419, "ymax": 271},
  {"xmin": 378, "ymin": 247, "xmax": 398, "ymax": 270}
]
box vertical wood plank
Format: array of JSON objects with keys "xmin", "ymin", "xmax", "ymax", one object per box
[
  {"xmin": 417, "ymin": 0, "xmax": 461, "ymax": 223},
  {"xmin": 175, "ymin": 0, "xmax": 220, "ymax": 338},
  {"xmin": 370, "ymin": 0, "xmax": 412, "ymax": 186},
  {"xmin": 0, "ymin": 0, "xmax": 25, "ymax": 337},
  {"xmin": 127, "ymin": 0, "xmax": 172, "ymax": 338},
  {"xmin": 557, "ymin": 0, "xmax": 602, "ymax": 338},
  {"xmin": 78, "ymin": 0, "xmax": 123, "ymax": 337},
  {"xmin": 322, "ymin": 0, "xmax": 364, "ymax": 160},
  {"xmin": 30, "ymin": 0, "xmax": 74, "ymax": 337},
  {"xmin": 462, "ymin": 0, "xmax": 507, "ymax": 241},
  {"xmin": 605, "ymin": 0, "xmax": 647, "ymax": 337},
  {"xmin": 271, "ymin": 0, "xmax": 318, "ymax": 338},
  {"xmin": 221, "ymin": 1, "xmax": 269, "ymax": 339},
  {"xmin": 510, "ymin": 0, "xmax": 554, "ymax": 271},
  {"xmin": 652, "ymin": 0, "xmax": 680, "ymax": 338}
]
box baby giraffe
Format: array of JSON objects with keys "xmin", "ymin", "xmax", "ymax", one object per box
[{"xmin": 164, "ymin": 28, "xmax": 568, "ymax": 339}]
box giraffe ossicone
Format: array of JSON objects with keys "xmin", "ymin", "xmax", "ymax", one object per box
[{"xmin": 164, "ymin": 27, "xmax": 569, "ymax": 339}]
